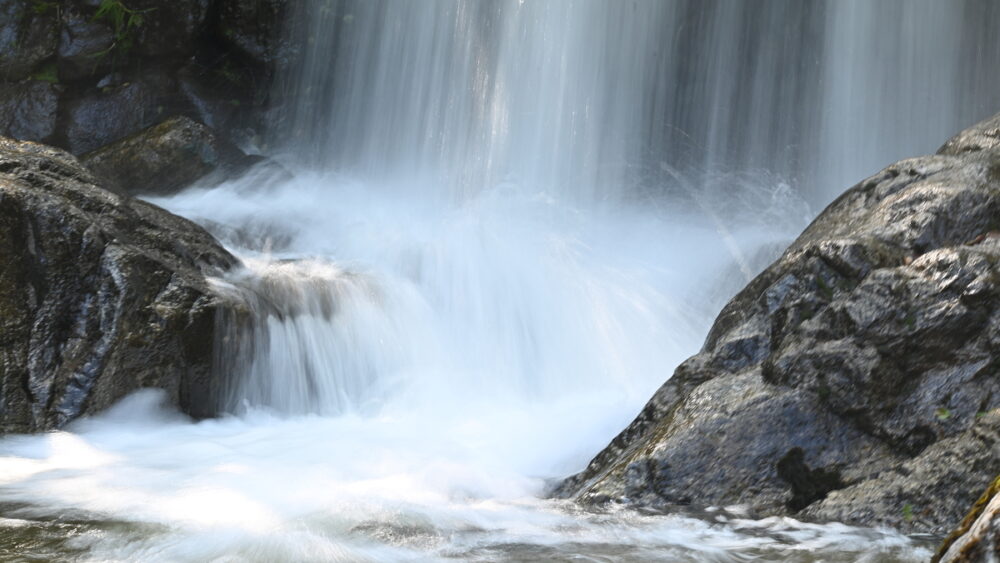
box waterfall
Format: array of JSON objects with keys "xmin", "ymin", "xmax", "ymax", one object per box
[
  {"xmin": 213, "ymin": 0, "xmax": 1000, "ymax": 417},
  {"xmin": 277, "ymin": 0, "xmax": 1000, "ymax": 201},
  {"xmin": 2, "ymin": 2, "xmax": 990, "ymax": 559}
]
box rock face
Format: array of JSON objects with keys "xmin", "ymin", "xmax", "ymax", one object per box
[
  {"xmin": 0, "ymin": 0, "xmax": 294, "ymax": 155},
  {"xmin": 0, "ymin": 136, "xmax": 238, "ymax": 433},
  {"xmin": 0, "ymin": 0, "xmax": 58, "ymax": 82},
  {"xmin": 556, "ymin": 112, "xmax": 1000, "ymax": 535},
  {"xmin": 935, "ymin": 477, "xmax": 1000, "ymax": 562},
  {"xmin": 0, "ymin": 79, "xmax": 60, "ymax": 143},
  {"xmin": 62, "ymin": 68, "xmax": 179, "ymax": 154},
  {"xmin": 81, "ymin": 116, "xmax": 261, "ymax": 196}
]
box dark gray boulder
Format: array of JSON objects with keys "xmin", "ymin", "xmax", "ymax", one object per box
[
  {"xmin": 0, "ymin": 136, "xmax": 238, "ymax": 433},
  {"xmin": 0, "ymin": 0, "xmax": 58, "ymax": 82},
  {"xmin": 81, "ymin": 115, "xmax": 262, "ymax": 197},
  {"xmin": 57, "ymin": 5, "xmax": 115, "ymax": 81},
  {"xmin": 216, "ymin": 0, "xmax": 293, "ymax": 67},
  {"xmin": 131, "ymin": 0, "xmax": 212, "ymax": 57},
  {"xmin": 0, "ymin": 79, "xmax": 59, "ymax": 143},
  {"xmin": 556, "ymin": 112, "xmax": 1000, "ymax": 535},
  {"xmin": 62, "ymin": 69, "xmax": 178, "ymax": 154}
]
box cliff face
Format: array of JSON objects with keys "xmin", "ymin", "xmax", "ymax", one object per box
[
  {"xmin": 0, "ymin": 136, "xmax": 239, "ymax": 432},
  {"xmin": 556, "ymin": 112, "xmax": 1000, "ymax": 535}
]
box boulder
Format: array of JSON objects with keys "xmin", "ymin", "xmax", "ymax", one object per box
[
  {"xmin": 556, "ymin": 112, "xmax": 1000, "ymax": 535},
  {"xmin": 0, "ymin": 136, "xmax": 238, "ymax": 433},
  {"xmin": 0, "ymin": 0, "xmax": 58, "ymax": 82},
  {"xmin": 57, "ymin": 5, "xmax": 115, "ymax": 81},
  {"xmin": 62, "ymin": 68, "xmax": 179, "ymax": 154},
  {"xmin": 81, "ymin": 115, "xmax": 262, "ymax": 197},
  {"xmin": 0, "ymin": 79, "xmax": 59, "ymax": 142},
  {"xmin": 216, "ymin": 0, "xmax": 294, "ymax": 67},
  {"xmin": 130, "ymin": 0, "xmax": 212, "ymax": 57},
  {"xmin": 934, "ymin": 477, "xmax": 1000, "ymax": 562}
]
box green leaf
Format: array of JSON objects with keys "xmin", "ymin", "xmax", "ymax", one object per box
[
  {"xmin": 903, "ymin": 503, "xmax": 914, "ymax": 522},
  {"xmin": 935, "ymin": 407, "xmax": 952, "ymax": 421}
]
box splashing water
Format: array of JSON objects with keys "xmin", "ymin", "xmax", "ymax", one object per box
[{"xmin": 2, "ymin": 0, "xmax": 995, "ymax": 560}]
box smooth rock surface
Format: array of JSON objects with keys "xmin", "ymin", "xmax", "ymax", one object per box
[
  {"xmin": 81, "ymin": 115, "xmax": 261, "ymax": 196},
  {"xmin": 0, "ymin": 136, "xmax": 238, "ymax": 433},
  {"xmin": 556, "ymin": 112, "xmax": 1000, "ymax": 535}
]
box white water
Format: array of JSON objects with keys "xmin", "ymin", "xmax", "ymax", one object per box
[{"xmin": 1, "ymin": 0, "xmax": 995, "ymax": 560}]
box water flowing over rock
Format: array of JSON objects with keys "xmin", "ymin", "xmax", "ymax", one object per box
[
  {"xmin": 0, "ymin": 137, "xmax": 237, "ymax": 433},
  {"xmin": 555, "ymin": 112, "xmax": 1000, "ymax": 535}
]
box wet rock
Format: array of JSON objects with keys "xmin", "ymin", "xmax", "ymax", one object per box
[
  {"xmin": 0, "ymin": 0, "xmax": 58, "ymax": 81},
  {"xmin": 934, "ymin": 475, "xmax": 1000, "ymax": 563},
  {"xmin": 57, "ymin": 6, "xmax": 114, "ymax": 80},
  {"xmin": 130, "ymin": 0, "xmax": 211, "ymax": 57},
  {"xmin": 0, "ymin": 79, "xmax": 59, "ymax": 142},
  {"xmin": 556, "ymin": 112, "xmax": 1000, "ymax": 534},
  {"xmin": 81, "ymin": 116, "xmax": 263, "ymax": 197},
  {"xmin": 0, "ymin": 136, "xmax": 238, "ymax": 433},
  {"xmin": 63, "ymin": 69, "xmax": 180, "ymax": 154},
  {"xmin": 216, "ymin": 0, "xmax": 293, "ymax": 67}
]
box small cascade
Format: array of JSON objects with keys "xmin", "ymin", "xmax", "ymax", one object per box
[{"xmin": 212, "ymin": 259, "xmax": 430, "ymax": 416}]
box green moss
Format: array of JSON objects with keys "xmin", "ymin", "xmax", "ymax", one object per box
[
  {"xmin": 815, "ymin": 275, "xmax": 834, "ymax": 300},
  {"xmin": 31, "ymin": 1, "xmax": 58, "ymax": 16},
  {"xmin": 932, "ymin": 476, "xmax": 1000, "ymax": 562},
  {"xmin": 91, "ymin": 0, "xmax": 153, "ymax": 58},
  {"xmin": 30, "ymin": 61, "xmax": 58, "ymax": 84}
]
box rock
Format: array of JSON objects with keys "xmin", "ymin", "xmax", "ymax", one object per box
[
  {"xmin": 216, "ymin": 0, "xmax": 293, "ymax": 67},
  {"xmin": 556, "ymin": 112, "xmax": 1000, "ymax": 535},
  {"xmin": 0, "ymin": 0, "xmax": 58, "ymax": 82},
  {"xmin": 62, "ymin": 69, "xmax": 180, "ymax": 154},
  {"xmin": 57, "ymin": 6, "xmax": 115, "ymax": 81},
  {"xmin": 0, "ymin": 79, "xmax": 59, "ymax": 142},
  {"xmin": 130, "ymin": 0, "xmax": 211, "ymax": 57},
  {"xmin": 0, "ymin": 136, "xmax": 238, "ymax": 433},
  {"xmin": 934, "ymin": 476, "xmax": 1000, "ymax": 562},
  {"xmin": 81, "ymin": 115, "xmax": 263, "ymax": 197},
  {"xmin": 178, "ymin": 64, "xmax": 242, "ymax": 132}
]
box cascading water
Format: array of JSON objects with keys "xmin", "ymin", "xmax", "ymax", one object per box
[{"xmin": 2, "ymin": 1, "xmax": 998, "ymax": 560}]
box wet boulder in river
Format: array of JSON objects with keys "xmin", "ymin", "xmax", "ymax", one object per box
[
  {"xmin": 556, "ymin": 111, "xmax": 1000, "ymax": 535},
  {"xmin": 0, "ymin": 136, "xmax": 239, "ymax": 433}
]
